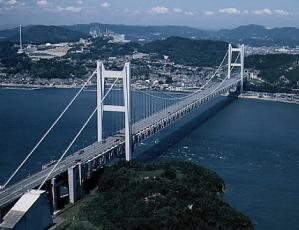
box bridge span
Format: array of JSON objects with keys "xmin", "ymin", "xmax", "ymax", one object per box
[{"xmin": 0, "ymin": 44, "xmax": 245, "ymax": 220}]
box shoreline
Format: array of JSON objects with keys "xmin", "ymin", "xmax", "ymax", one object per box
[
  {"xmin": 239, "ymin": 93, "xmax": 299, "ymax": 105},
  {"xmin": 0, "ymin": 83, "xmax": 83, "ymax": 90},
  {"xmin": 1, "ymin": 83, "xmax": 298, "ymax": 105}
]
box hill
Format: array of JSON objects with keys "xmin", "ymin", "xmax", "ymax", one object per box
[
  {"xmin": 246, "ymin": 54, "xmax": 299, "ymax": 93},
  {"xmin": 64, "ymin": 23, "xmax": 211, "ymax": 41},
  {"xmin": 214, "ymin": 24, "xmax": 299, "ymax": 47},
  {"xmin": 141, "ymin": 36, "xmax": 228, "ymax": 67},
  {"xmin": 0, "ymin": 25, "xmax": 88, "ymax": 44},
  {"xmin": 57, "ymin": 161, "xmax": 253, "ymax": 230},
  {"xmin": 2, "ymin": 23, "xmax": 299, "ymax": 46},
  {"xmin": 66, "ymin": 23, "xmax": 299, "ymax": 47}
]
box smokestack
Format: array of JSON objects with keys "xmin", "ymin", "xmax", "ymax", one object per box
[{"xmin": 17, "ymin": 25, "xmax": 23, "ymax": 54}]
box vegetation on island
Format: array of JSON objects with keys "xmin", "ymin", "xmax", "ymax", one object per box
[
  {"xmin": 246, "ymin": 54, "xmax": 299, "ymax": 93},
  {"xmin": 141, "ymin": 37, "xmax": 228, "ymax": 67},
  {"xmin": 57, "ymin": 161, "xmax": 253, "ymax": 230}
]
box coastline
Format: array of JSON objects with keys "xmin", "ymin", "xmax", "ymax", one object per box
[
  {"xmin": 239, "ymin": 93, "xmax": 299, "ymax": 105},
  {"xmin": 1, "ymin": 83, "xmax": 298, "ymax": 105},
  {"xmin": 0, "ymin": 83, "xmax": 85, "ymax": 90}
]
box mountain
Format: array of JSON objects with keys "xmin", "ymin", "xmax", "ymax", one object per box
[
  {"xmin": 64, "ymin": 23, "xmax": 211, "ymax": 41},
  {"xmin": 0, "ymin": 25, "xmax": 88, "ymax": 44},
  {"xmin": 64, "ymin": 23, "xmax": 299, "ymax": 47},
  {"xmin": 214, "ymin": 24, "xmax": 299, "ymax": 46},
  {"xmin": 141, "ymin": 37, "xmax": 228, "ymax": 67},
  {"xmin": 1, "ymin": 23, "xmax": 299, "ymax": 46}
]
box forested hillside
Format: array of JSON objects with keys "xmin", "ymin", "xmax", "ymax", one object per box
[{"xmin": 57, "ymin": 161, "xmax": 253, "ymax": 230}]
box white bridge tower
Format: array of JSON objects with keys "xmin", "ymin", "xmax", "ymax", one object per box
[
  {"xmin": 227, "ymin": 44, "xmax": 245, "ymax": 93},
  {"xmin": 96, "ymin": 61, "xmax": 132, "ymax": 161}
]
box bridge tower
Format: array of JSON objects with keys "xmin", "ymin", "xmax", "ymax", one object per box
[
  {"xmin": 97, "ymin": 61, "xmax": 132, "ymax": 161},
  {"xmin": 227, "ymin": 44, "xmax": 245, "ymax": 93}
]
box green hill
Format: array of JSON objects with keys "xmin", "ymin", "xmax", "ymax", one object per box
[
  {"xmin": 57, "ymin": 161, "xmax": 253, "ymax": 230},
  {"xmin": 141, "ymin": 37, "xmax": 228, "ymax": 67},
  {"xmin": 246, "ymin": 54, "xmax": 299, "ymax": 92},
  {"xmin": 0, "ymin": 25, "xmax": 87, "ymax": 44}
]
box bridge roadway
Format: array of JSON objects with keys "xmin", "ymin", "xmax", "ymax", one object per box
[{"xmin": 0, "ymin": 76, "xmax": 241, "ymax": 209}]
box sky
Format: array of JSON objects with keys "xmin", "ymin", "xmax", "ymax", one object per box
[{"xmin": 1, "ymin": 0, "xmax": 299, "ymax": 29}]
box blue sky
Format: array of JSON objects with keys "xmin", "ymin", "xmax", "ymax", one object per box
[{"xmin": 1, "ymin": 0, "xmax": 299, "ymax": 29}]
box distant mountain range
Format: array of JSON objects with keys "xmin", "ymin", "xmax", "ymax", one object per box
[
  {"xmin": 0, "ymin": 25, "xmax": 87, "ymax": 44},
  {"xmin": 1, "ymin": 23, "xmax": 299, "ymax": 46}
]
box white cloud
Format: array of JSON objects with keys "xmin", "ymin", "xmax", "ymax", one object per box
[
  {"xmin": 274, "ymin": 9, "xmax": 291, "ymax": 16},
  {"xmin": 65, "ymin": 6, "xmax": 81, "ymax": 13},
  {"xmin": 253, "ymin": 9, "xmax": 272, "ymax": 15},
  {"xmin": 101, "ymin": 2, "xmax": 110, "ymax": 8},
  {"xmin": 205, "ymin": 11, "xmax": 214, "ymax": 16},
  {"xmin": 52, "ymin": 5, "xmax": 81, "ymax": 13},
  {"xmin": 184, "ymin": 11, "xmax": 194, "ymax": 16},
  {"xmin": 123, "ymin": 8, "xmax": 141, "ymax": 14},
  {"xmin": 37, "ymin": 0, "xmax": 47, "ymax": 7},
  {"xmin": 150, "ymin": 6, "xmax": 169, "ymax": 14},
  {"xmin": 5, "ymin": 0, "xmax": 17, "ymax": 5},
  {"xmin": 77, "ymin": 0, "xmax": 83, "ymax": 4},
  {"xmin": 219, "ymin": 8, "xmax": 240, "ymax": 15},
  {"xmin": 173, "ymin": 8, "xmax": 183, "ymax": 13}
]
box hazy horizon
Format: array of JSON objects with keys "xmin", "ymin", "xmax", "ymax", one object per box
[
  {"xmin": 1, "ymin": 0, "xmax": 299, "ymax": 30},
  {"xmin": 1, "ymin": 22, "xmax": 299, "ymax": 32}
]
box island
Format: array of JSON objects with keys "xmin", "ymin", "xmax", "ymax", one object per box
[{"xmin": 56, "ymin": 161, "xmax": 253, "ymax": 230}]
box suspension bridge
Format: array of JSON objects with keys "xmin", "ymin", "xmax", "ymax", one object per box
[{"xmin": 0, "ymin": 44, "xmax": 245, "ymax": 225}]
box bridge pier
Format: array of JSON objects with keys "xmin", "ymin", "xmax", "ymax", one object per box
[
  {"xmin": 68, "ymin": 163, "xmax": 83, "ymax": 204},
  {"xmin": 51, "ymin": 178, "xmax": 59, "ymax": 211}
]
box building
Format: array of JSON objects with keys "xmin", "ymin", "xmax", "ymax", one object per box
[
  {"xmin": 109, "ymin": 33, "xmax": 130, "ymax": 43},
  {"xmin": 0, "ymin": 190, "xmax": 52, "ymax": 230}
]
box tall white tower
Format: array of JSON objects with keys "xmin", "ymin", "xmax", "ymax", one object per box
[
  {"xmin": 97, "ymin": 61, "xmax": 132, "ymax": 161},
  {"xmin": 227, "ymin": 44, "xmax": 245, "ymax": 93},
  {"xmin": 17, "ymin": 25, "xmax": 24, "ymax": 54}
]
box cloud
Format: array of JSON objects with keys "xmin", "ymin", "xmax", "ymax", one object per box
[
  {"xmin": 184, "ymin": 11, "xmax": 194, "ymax": 16},
  {"xmin": 101, "ymin": 2, "xmax": 110, "ymax": 8},
  {"xmin": 253, "ymin": 8, "xmax": 272, "ymax": 15},
  {"xmin": 150, "ymin": 6, "xmax": 169, "ymax": 14},
  {"xmin": 37, "ymin": 0, "xmax": 47, "ymax": 7},
  {"xmin": 173, "ymin": 8, "xmax": 183, "ymax": 13},
  {"xmin": 5, "ymin": 0, "xmax": 17, "ymax": 5},
  {"xmin": 77, "ymin": 0, "xmax": 83, "ymax": 4},
  {"xmin": 205, "ymin": 11, "xmax": 214, "ymax": 16},
  {"xmin": 273, "ymin": 9, "xmax": 291, "ymax": 16},
  {"xmin": 65, "ymin": 6, "xmax": 81, "ymax": 13},
  {"xmin": 52, "ymin": 5, "xmax": 81, "ymax": 13},
  {"xmin": 219, "ymin": 8, "xmax": 240, "ymax": 15}
]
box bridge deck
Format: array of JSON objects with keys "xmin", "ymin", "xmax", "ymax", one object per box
[{"xmin": 0, "ymin": 76, "xmax": 241, "ymax": 209}]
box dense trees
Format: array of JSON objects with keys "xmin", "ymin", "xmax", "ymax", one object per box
[
  {"xmin": 141, "ymin": 37, "xmax": 228, "ymax": 67},
  {"xmin": 246, "ymin": 54, "xmax": 299, "ymax": 92},
  {"xmin": 58, "ymin": 161, "xmax": 253, "ymax": 230}
]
